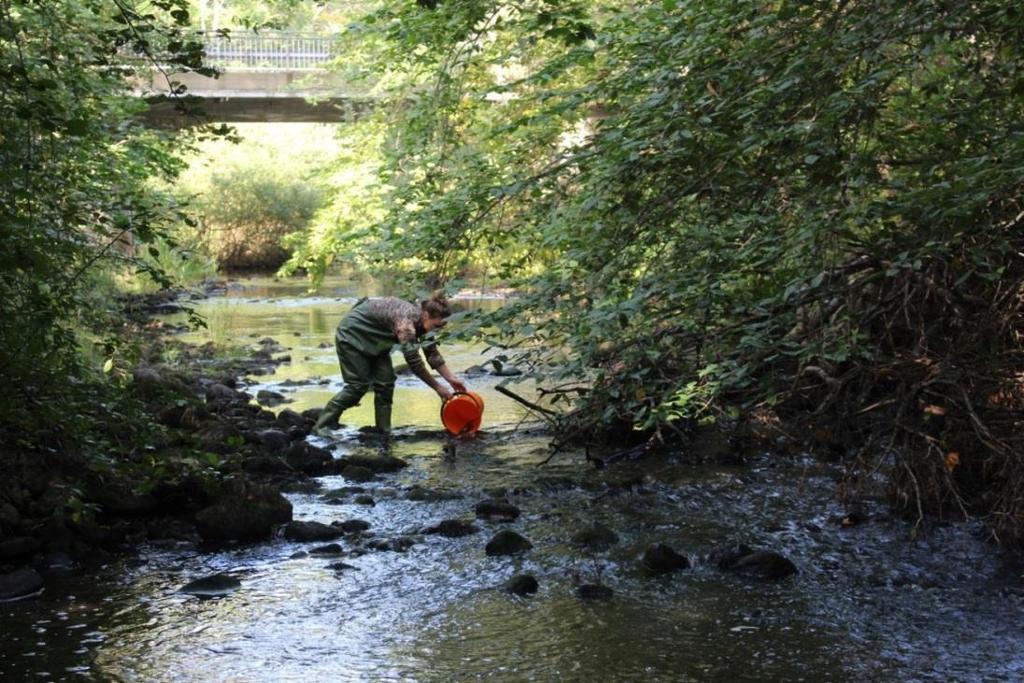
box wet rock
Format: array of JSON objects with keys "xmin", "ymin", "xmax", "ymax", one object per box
[
  {"xmin": 505, "ymin": 574, "xmax": 539, "ymax": 596},
  {"xmin": 255, "ymin": 428, "xmax": 289, "ymax": 452},
  {"xmin": 0, "ymin": 501, "xmax": 22, "ymax": 529},
  {"xmin": 309, "ymin": 543, "xmax": 345, "ymax": 556},
  {"xmin": 242, "ymin": 455, "xmax": 291, "ymax": 474},
  {"xmin": 195, "ymin": 484, "xmax": 292, "ymax": 543},
  {"xmin": 353, "ymin": 495, "xmax": 376, "ymax": 506},
  {"xmin": 179, "ymin": 573, "xmax": 241, "ymax": 597},
  {"xmin": 275, "ymin": 408, "xmax": 309, "ymax": 431},
  {"xmin": 43, "ymin": 550, "xmax": 76, "ymax": 574},
  {"xmin": 721, "ymin": 550, "xmax": 797, "ymax": 580},
  {"xmin": 290, "ymin": 550, "xmax": 309, "ymax": 559},
  {"xmin": 424, "ymin": 519, "xmax": 479, "ymax": 538},
  {"xmin": 341, "ymin": 465, "xmax": 376, "ymax": 483},
  {"xmin": 836, "ymin": 512, "xmax": 867, "ymax": 528},
  {"xmin": 405, "ymin": 486, "xmax": 462, "ymax": 502},
  {"xmin": 485, "ymin": 530, "xmax": 532, "ymax": 556},
  {"xmin": 577, "ymin": 584, "xmax": 614, "ymax": 600},
  {"xmin": 156, "ymin": 404, "xmax": 208, "ymax": 429},
  {"xmin": 322, "ymin": 487, "xmax": 365, "ymax": 502},
  {"xmin": 283, "ymin": 521, "xmax": 346, "ymax": 542},
  {"xmin": 0, "ymin": 537, "xmax": 40, "ymax": 561},
  {"xmin": 488, "ymin": 359, "xmax": 522, "ymax": 376},
  {"xmin": 339, "ymin": 453, "xmax": 409, "ymax": 473},
  {"xmin": 366, "ymin": 537, "xmax": 417, "ymax": 553},
  {"xmin": 256, "ymin": 389, "xmax": 287, "ymax": 406},
  {"xmin": 280, "ymin": 480, "xmax": 322, "ymax": 494},
  {"xmin": 70, "ymin": 520, "xmax": 128, "ymax": 550},
  {"xmin": 0, "ymin": 567, "xmax": 43, "ymax": 601},
  {"xmin": 707, "ymin": 543, "xmax": 754, "ymax": 568},
  {"xmin": 327, "ymin": 562, "xmax": 359, "ymax": 572},
  {"xmin": 475, "ymin": 499, "xmax": 521, "ymax": 522},
  {"xmin": 337, "ymin": 519, "xmax": 371, "ymax": 534},
  {"xmin": 285, "ymin": 442, "xmax": 333, "ymax": 475},
  {"xmin": 194, "ymin": 421, "xmax": 244, "ymax": 454},
  {"xmin": 206, "ymin": 383, "xmax": 247, "ymax": 402},
  {"xmin": 151, "ymin": 475, "xmax": 214, "ymax": 515},
  {"xmin": 257, "ymin": 337, "xmax": 286, "ymax": 352},
  {"xmin": 572, "ymin": 523, "xmax": 619, "ymax": 552},
  {"xmin": 91, "ymin": 485, "xmax": 158, "ymax": 516},
  {"xmin": 131, "ymin": 367, "xmax": 164, "ymax": 395},
  {"xmin": 642, "ymin": 543, "xmax": 690, "ymax": 574},
  {"xmin": 287, "ymin": 425, "xmax": 310, "ymax": 441}
]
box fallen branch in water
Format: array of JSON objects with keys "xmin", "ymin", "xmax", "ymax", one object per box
[
  {"xmin": 495, "ymin": 384, "xmax": 558, "ymax": 417},
  {"xmin": 592, "ymin": 438, "xmax": 657, "ymax": 469}
]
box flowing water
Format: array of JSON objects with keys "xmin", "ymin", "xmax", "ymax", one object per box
[{"xmin": 3, "ymin": 277, "xmax": 1023, "ymax": 682}]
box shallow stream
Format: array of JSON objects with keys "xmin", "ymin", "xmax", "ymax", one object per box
[{"xmin": 2, "ymin": 277, "xmax": 1022, "ymax": 681}]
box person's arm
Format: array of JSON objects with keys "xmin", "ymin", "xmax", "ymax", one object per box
[
  {"xmin": 396, "ymin": 323, "xmax": 452, "ymax": 400},
  {"xmin": 424, "ymin": 341, "xmax": 467, "ymax": 393}
]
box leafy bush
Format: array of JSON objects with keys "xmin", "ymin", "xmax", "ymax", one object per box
[
  {"xmin": 173, "ymin": 124, "xmax": 333, "ymax": 272},
  {"xmin": 310, "ymin": 0, "xmax": 1024, "ymax": 544},
  {"xmin": 0, "ymin": 0, "xmax": 208, "ymax": 433}
]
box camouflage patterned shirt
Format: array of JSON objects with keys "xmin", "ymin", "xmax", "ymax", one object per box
[{"xmin": 337, "ymin": 297, "xmax": 446, "ymax": 378}]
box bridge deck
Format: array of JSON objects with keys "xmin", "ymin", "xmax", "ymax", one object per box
[{"xmin": 136, "ymin": 31, "xmax": 371, "ymax": 125}]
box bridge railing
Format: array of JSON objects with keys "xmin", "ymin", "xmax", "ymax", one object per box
[{"xmin": 201, "ymin": 31, "xmax": 335, "ymax": 71}]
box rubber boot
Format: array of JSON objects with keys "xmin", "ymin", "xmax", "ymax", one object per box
[
  {"xmin": 374, "ymin": 402, "xmax": 393, "ymax": 453},
  {"xmin": 314, "ymin": 406, "xmax": 341, "ymax": 434},
  {"xmin": 314, "ymin": 385, "xmax": 366, "ymax": 436}
]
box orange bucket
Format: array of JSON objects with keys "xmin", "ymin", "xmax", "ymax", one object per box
[{"xmin": 441, "ymin": 391, "xmax": 485, "ymax": 436}]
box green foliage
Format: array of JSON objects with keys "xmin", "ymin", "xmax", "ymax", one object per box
[
  {"xmin": 279, "ymin": 119, "xmax": 386, "ymax": 283},
  {"xmin": 0, "ymin": 0, "xmax": 217, "ymax": 443},
  {"xmin": 188, "ymin": 0, "xmax": 367, "ymax": 32},
  {"xmin": 311, "ymin": 0, "xmax": 1024, "ymax": 541},
  {"xmin": 172, "ymin": 124, "xmax": 333, "ymax": 272}
]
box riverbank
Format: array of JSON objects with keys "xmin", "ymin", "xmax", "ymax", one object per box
[
  {"xmin": 0, "ymin": 280, "xmax": 527, "ymax": 604},
  {"xmin": 2, "ymin": 282, "xmax": 1023, "ymax": 680}
]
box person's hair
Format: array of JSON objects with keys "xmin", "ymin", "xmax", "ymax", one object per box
[{"xmin": 421, "ymin": 290, "xmax": 451, "ymax": 319}]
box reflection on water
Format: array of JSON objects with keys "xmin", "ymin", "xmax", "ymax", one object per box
[
  {"xmin": 168, "ymin": 276, "xmax": 524, "ymax": 426},
  {"xmin": 3, "ymin": 277, "xmax": 1022, "ymax": 682}
]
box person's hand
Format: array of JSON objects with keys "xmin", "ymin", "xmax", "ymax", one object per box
[
  {"xmin": 449, "ymin": 377, "xmax": 467, "ymax": 393},
  {"xmin": 437, "ymin": 386, "xmax": 453, "ymax": 402}
]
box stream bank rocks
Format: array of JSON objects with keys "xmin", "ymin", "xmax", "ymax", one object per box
[
  {"xmin": 283, "ymin": 521, "xmax": 347, "ymax": 542},
  {"xmin": 475, "ymin": 499, "xmax": 521, "ymax": 522},
  {"xmin": 485, "ymin": 530, "xmax": 533, "ymax": 556},
  {"xmin": 573, "ymin": 523, "xmax": 619, "ymax": 552},
  {"xmin": 337, "ymin": 453, "xmax": 409, "ymax": 473},
  {"xmin": 505, "ymin": 574, "xmax": 539, "ymax": 596},
  {"xmin": 423, "ymin": 519, "xmax": 479, "ymax": 538},
  {"xmin": 179, "ymin": 573, "xmax": 241, "ymax": 598},
  {"xmin": 405, "ymin": 485, "xmax": 462, "ymax": 502},
  {"xmin": 0, "ymin": 567, "xmax": 44, "ymax": 601},
  {"xmin": 709, "ymin": 543, "xmax": 798, "ymax": 580},
  {"xmin": 340, "ymin": 465, "xmax": 376, "ymax": 483},
  {"xmin": 642, "ymin": 543, "xmax": 691, "ymax": 574},
  {"xmin": 195, "ymin": 484, "xmax": 293, "ymax": 543}
]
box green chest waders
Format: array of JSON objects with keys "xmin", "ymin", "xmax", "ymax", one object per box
[{"xmin": 314, "ymin": 298, "xmax": 397, "ymax": 435}]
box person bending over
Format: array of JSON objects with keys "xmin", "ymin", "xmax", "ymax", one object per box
[{"xmin": 314, "ymin": 292, "xmax": 467, "ymax": 438}]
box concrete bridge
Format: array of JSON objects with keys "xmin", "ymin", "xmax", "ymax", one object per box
[{"xmin": 138, "ymin": 32, "xmax": 372, "ymax": 126}]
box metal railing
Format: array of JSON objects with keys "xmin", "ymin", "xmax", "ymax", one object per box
[{"xmin": 201, "ymin": 31, "xmax": 335, "ymax": 71}]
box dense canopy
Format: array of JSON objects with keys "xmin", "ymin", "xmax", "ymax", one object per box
[{"xmin": 2, "ymin": 0, "xmax": 1023, "ymax": 544}]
